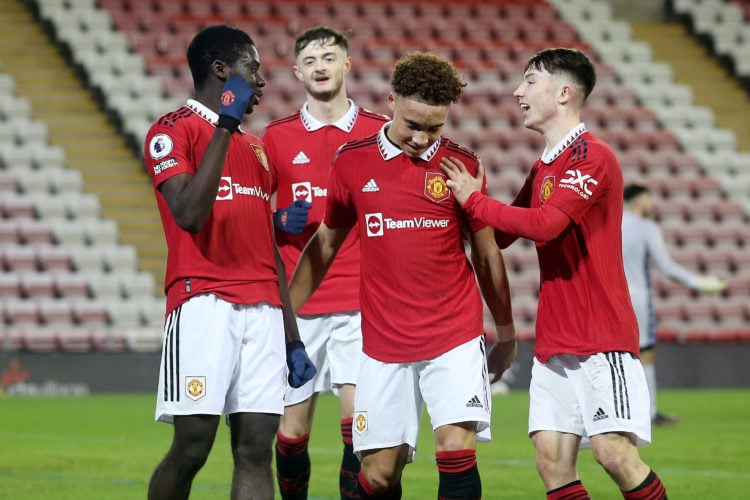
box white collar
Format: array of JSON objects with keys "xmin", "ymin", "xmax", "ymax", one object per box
[
  {"xmin": 186, "ymin": 99, "xmax": 245, "ymax": 133},
  {"xmin": 541, "ymin": 123, "xmax": 587, "ymax": 164},
  {"xmin": 375, "ymin": 122, "xmax": 441, "ymax": 161},
  {"xmin": 300, "ymin": 99, "xmax": 359, "ymax": 132}
]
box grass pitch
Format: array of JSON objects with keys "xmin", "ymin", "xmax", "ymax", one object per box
[{"xmin": 1, "ymin": 389, "xmax": 748, "ymax": 499}]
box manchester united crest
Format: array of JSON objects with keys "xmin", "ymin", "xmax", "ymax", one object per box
[
  {"xmin": 185, "ymin": 376, "xmax": 206, "ymax": 401},
  {"xmin": 425, "ymin": 172, "xmax": 450, "ymax": 203},
  {"xmin": 540, "ymin": 176, "xmax": 555, "ymax": 203},
  {"xmin": 251, "ymin": 144, "xmax": 269, "ymax": 171},
  {"xmin": 354, "ymin": 411, "xmax": 368, "ymax": 435}
]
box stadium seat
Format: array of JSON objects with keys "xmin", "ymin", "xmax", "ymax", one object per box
[
  {"xmin": 0, "ymin": 273, "xmax": 22, "ymax": 299},
  {"xmin": 38, "ymin": 298, "xmax": 75, "ymax": 326},
  {"xmin": 57, "ymin": 327, "xmax": 93, "ymax": 352},
  {"xmin": 20, "ymin": 326, "xmax": 58, "ymax": 352},
  {"xmin": 72, "ymin": 299, "xmax": 110, "ymax": 327},
  {"xmin": 3, "ymin": 298, "xmax": 39, "ymax": 326}
]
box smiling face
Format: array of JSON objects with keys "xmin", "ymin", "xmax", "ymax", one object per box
[
  {"xmin": 512, "ymin": 65, "xmax": 563, "ymax": 134},
  {"xmin": 293, "ymin": 38, "xmax": 350, "ymax": 102},
  {"xmin": 386, "ymin": 94, "xmax": 449, "ymax": 158}
]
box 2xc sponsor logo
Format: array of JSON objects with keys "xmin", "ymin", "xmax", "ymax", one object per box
[{"xmin": 559, "ymin": 169, "xmax": 599, "ymax": 200}]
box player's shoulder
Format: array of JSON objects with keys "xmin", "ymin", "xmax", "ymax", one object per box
[
  {"xmin": 579, "ymin": 130, "xmax": 617, "ymax": 157},
  {"xmin": 149, "ymin": 106, "xmax": 193, "ymax": 132},
  {"xmin": 440, "ymin": 136, "xmax": 479, "ymax": 163},
  {"xmin": 337, "ymin": 133, "xmax": 379, "ymax": 155},
  {"xmin": 356, "ymin": 106, "xmax": 389, "ymax": 123},
  {"xmin": 263, "ymin": 111, "xmax": 302, "ymax": 132}
]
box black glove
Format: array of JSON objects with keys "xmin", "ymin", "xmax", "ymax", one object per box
[
  {"xmin": 217, "ymin": 75, "xmax": 254, "ymax": 132},
  {"xmin": 273, "ymin": 200, "xmax": 311, "ymax": 235},
  {"xmin": 286, "ymin": 340, "xmax": 317, "ymax": 388}
]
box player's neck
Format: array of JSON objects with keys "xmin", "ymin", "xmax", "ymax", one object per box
[
  {"xmin": 305, "ymin": 94, "xmax": 351, "ymax": 124},
  {"xmin": 541, "ymin": 114, "xmax": 582, "ymax": 152}
]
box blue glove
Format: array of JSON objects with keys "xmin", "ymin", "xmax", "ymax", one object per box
[
  {"xmin": 286, "ymin": 340, "xmax": 317, "ymax": 388},
  {"xmin": 273, "ymin": 200, "xmax": 311, "ymax": 235},
  {"xmin": 217, "ymin": 75, "xmax": 254, "ymax": 132}
]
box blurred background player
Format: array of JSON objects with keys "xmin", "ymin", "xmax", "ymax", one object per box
[
  {"xmin": 288, "ymin": 52, "xmax": 516, "ymax": 499},
  {"xmin": 262, "ymin": 26, "xmax": 387, "ymax": 499},
  {"xmin": 441, "ymin": 48, "xmax": 668, "ymax": 500},
  {"xmin": 142, "ymin": 25, "xmax": 314, "ymax": 499},
  {"xmin": 622, "ymin": 182, "xmax": 726, "ymax": 427}
]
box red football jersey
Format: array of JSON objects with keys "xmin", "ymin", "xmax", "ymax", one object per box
[
  {"xmin": 144, "ymin": 100, "xmax": 281, "ymax": 315},
  {"xmin": 325, "ymin": 125, "xmax": 488, "ymax": 363},
  {"xmin": 263, "ymin": 102, "xmax": 387, "ymax": 315},
  {"xmin": 507, "ymin": 125, "xmax": 639, "ymax": 361}
]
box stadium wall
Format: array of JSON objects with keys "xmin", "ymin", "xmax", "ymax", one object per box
[{"xmin": 2, "ymin": 341, "xmax": 749, "ymax": 395}]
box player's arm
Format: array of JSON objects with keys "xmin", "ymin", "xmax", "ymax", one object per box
[
  {"xmin": 160, "ymin": 76, "xmax": 253, "ymax": 233},
  {"xmin": 646, "ymin": 223, "xmax": 725, "ymax": 293},
  {"xmin": 275, "ymin": 242, "xmax": 317, "ymax": 387},
  {"xmin": 469, "ymin": 226, "xmax": 516, "ymax": 383},
  {"xmin": 289, "ymin": 222, "xmax": 351, "ymax": 312},
  {"xmin": 442, "ymin": 156, "xmax": 570, "ymax": 243}
]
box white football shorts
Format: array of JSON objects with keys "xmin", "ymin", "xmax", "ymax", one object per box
[
  {"xmin": 155, "ymin": 293, "xmax": 287, "ymax": 423},
  {"xmin": 284, "ymin": 311, "xmax": 363, "ymax": 406},
  {"xmin": 352, "ymin": 335, "xmax": 491, "ymax": 463},
  {"xmin": 528, "ymin": 351, "xmax": 652, "ymax": 449}
]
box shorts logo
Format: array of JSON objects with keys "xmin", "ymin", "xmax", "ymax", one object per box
[
  {"xmin": 217, "ymin": 177, "xmax": 233, "ymax": 200},
  {"xmin": 149, "ymin": 133, "xmax": 173, "ymax": 160},
  {"xmin": 466, "ymin": 395, "xmax": 483, "ymax": 408},
  {"xmin": 186, "ymin": 376, "xmax": 206, "ymax": 401},
  {"xmin": 251, "ymin": 145, "xmax": 269, "ymax": 171},
  {"xmin": 354, "ymin": 411, "xmax": 368, "ymax": 435},
  {"xmin": 292, "ymin": 182, "xmax": 312, "ymax": 203},
  {"xmin": 593, "ymin": 407, "xmax": 609, "ymax": 422},
  {"xmin": 365, "ymin": 213, "xmax": 383, "ymax": 237},
  {"xmin": 540, "ymin": 176, "xmax": 555, "ymax": 203},
  {"xmin": 424, "ymin": 172, "xmax": 450, "ymax": 203}
]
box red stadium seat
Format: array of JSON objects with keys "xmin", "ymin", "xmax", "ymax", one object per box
[{"xmin": 57, "ymin": 327, "xmax": 93, "ymax": 352}]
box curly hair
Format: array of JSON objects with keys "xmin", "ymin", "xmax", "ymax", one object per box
[
  {"xmin": 524, "ymin": 48, "xmax": 597, "ymax": 102},
  {"xmin": 390, "ymin": 52, "xmax": 466, "ymax": 106}
]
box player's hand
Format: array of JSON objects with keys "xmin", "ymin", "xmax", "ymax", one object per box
[
  {"xmin": 440, "ymin": 156, "xmax": 484, "ymax": 206},
  {"xmin": 487, "ymin": 324, "xmax": 517, "ymax": 384},
  {"xmin": 286, "ymin": 340, "xmax": 317, "ymax": 388},
  {"xmin": 697, "ymin": 275, "xmax": 726, "ymax": 293},
  {"xmin": 273, "ymin": 200, "xmax": 311, "ymax": 235},
  {"xmin": 217, "ymin": 75, "xmax": 254, "ymax": 132}
]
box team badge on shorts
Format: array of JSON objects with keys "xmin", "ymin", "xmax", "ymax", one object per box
[
  {"xmin": 540, "ymin": 176, "xmax": 555, "ymax": 203},
  {"xmin": 185, "ymin": 376, "xmax": 206, "ymax": 401},
  {"xmin": 251, "ymin": 144, "xmax": 270, "ymax": 171},
  {"xmin": 354, "ymin": 411, "xmax": 368, "ymax": 435},
  {"xmin": 424, "ymin": 172, "xmax": 450, "ymax": 203}
]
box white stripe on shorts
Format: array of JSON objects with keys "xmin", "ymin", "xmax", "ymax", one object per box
[{"xmin": 161, "ymin": 305, "xmax": 181, "ymax": 403}]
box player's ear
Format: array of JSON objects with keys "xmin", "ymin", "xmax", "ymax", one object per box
[{"xmin": 212, "ymin": 60, "xmax": 230, "ymax": 80}]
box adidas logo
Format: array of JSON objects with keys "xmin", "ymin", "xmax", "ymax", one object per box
[
  {"xmin": 292, "ymin": 151, "xmax": 310, "ymax": 165},
  {"xmin": 362, "ymin": 178, "xmax": 380, "ymax": 192},
  {"xmin": 466, "ymin": 395, "xmax": 483, "ymax": 408},
  {"xmin": 593, "ymin": 407, "xmax": 609, "ymax": 422}
]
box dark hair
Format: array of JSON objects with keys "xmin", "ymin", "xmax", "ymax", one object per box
[
  {"xmin": 525, "ymin": 48, "xmax": 597, "ymax": 102},
  {"xmin": 187, "ymin": 25, "xmax": 255, "ymax": 89},
  {"xmin": 623, "ymin": 183, "xmax": 650, "ymax": 201},
  {"xmin": 390, "ymin": 52, "xmax": 466, "ymax": 106},
  {"xmin": 294, "ymin": 26, "xmax": 349, "ymax": 59}
]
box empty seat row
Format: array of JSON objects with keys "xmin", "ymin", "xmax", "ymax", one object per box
[
  {"xmin": 1, "ymin": 325, "xmax": 163, "ymax": 352},
  {"xmin": 0, "ymin": 267, "xmax": 152, "ymax": 300}
]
